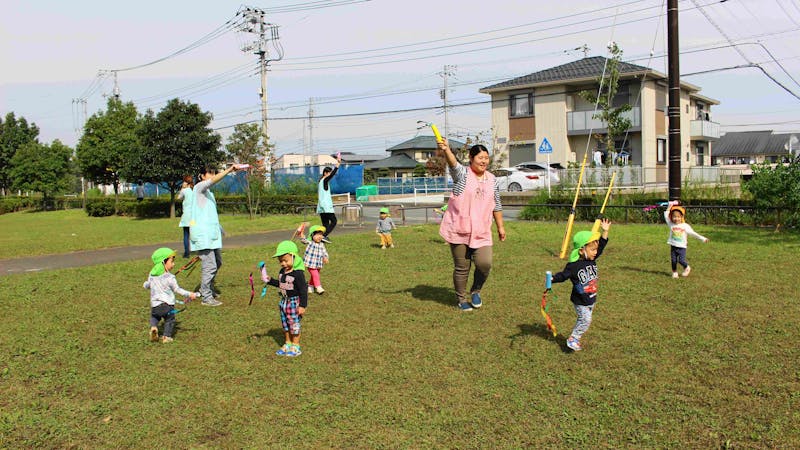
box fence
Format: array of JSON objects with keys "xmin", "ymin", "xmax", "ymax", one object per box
[
  {"xmin": 376, "ymin": 176, "xmax": 448, "ymax": 195},
  {"xmin": 272, "ymin": 165, "xmax": 364, "ymax": 195},
  {"xmin": 557, "ymin": 165, "xmax": 748, "ymax": 189}
]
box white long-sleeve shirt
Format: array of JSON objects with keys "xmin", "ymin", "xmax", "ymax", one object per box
[
  {"xmin": 664, "ymin": 210, "xmax": 707, "ymax": 248},
  {"xmin": 143, "ymin": 273, "xmax": 195, "ymax": 308}
]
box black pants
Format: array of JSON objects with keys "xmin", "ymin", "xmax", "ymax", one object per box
[
  {"xmin": 320, "ymin": 212, "xmax": 337, "ymax": 236},
  {"xmin": 670, "ymin": 246, "xmax": 688, "ymax": 271},
  {"xmin": 150, "ymin": 303, "xmax": 177, "ymax": 338}
]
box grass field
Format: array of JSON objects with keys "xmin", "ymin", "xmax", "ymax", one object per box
[
  {"xmin": 1, "ymin": 217, "xmax": 799, "ymax": 447},
  {"xmin": 0, "ymin": 209, "xmax": 303, "ymax": 259}
]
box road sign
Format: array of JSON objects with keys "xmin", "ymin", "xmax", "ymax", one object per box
[{"xmin": 538, "ymin": 137, "xmax": 553, "ymax": 154}]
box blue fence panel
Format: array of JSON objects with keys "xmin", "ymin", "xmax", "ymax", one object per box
[
  {"xmin": 272, "ymin": 164, "xmax": 363, "ymax": 195},
  {"xmin": 376, "ymin": 176, "xmax": 448, "ymax": 195}
]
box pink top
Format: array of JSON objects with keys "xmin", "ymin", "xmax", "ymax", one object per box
[{"xmin": 439, "ymin": 165, "xmax": 498, "ymax": 248}]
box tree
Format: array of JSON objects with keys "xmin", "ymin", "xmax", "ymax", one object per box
[
  {"xmin": 10, "ymin": 140, "xmax": 73, "ymax": 205},
  {"xmin": 0, "ymin": 112, "xmax": 40, "ymax": 195},
  {"xmin": 578, "ymin": 43, "xmax": 633, "ymax": 165},
  {"xmin": 744, "ymin": 160, "xmax": 800, "ymax": 227},
  {"xmin": 130, "ymin": 98, "xmax": 223, "ymax": 218},
  {"xmin": 225, "ymin": 123, "xmax": 267, "ymax": 219},
  {"xmin": 76, "ymin": 99, "xmax": 140, "ymax": 212}
]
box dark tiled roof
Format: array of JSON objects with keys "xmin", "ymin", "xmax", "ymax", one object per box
[
  {"xmin": 480, "ymin": 56, "xmax": 655, "ymax": 92},
  {"xmin": 712, "ymin": 131, "xmax": 792, "ymax": 156},
  {"xmin": 339, "ymin": 154, "xmax": 385, "ymax": 163},
  {"xmin": 363, "ymin": 153, "xmax": 419, "ymax": 170},
  {"xmin": 386, "ymin": 135, "xmax": 465, "ymax": 151}
]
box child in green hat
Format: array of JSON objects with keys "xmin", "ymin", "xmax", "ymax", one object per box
[
  {"xmin": 261, "ymin": 240, "xmax": 309, "ymax": 357},
  {"xmin": 548, "ymin": 218, "xmax": 611, "ymax": 352},
  {"xmin": 376, "ymin": 207, "xmax": 397, "ymax": 249},
  {"xmin": 301, "ymin": 225, "xmax": 329, "ymax": 294},
  {"xmin": 143, "ymin": 247, "xmax": 199, "ymax": 343}
]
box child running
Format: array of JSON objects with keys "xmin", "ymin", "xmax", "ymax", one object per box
[
  {"xmin": 663, "ymin": 200, "xmax": 709, "ymax": 278},
  {"xmin": 549, "ymin": 219, "xmax": 610, "ymax": 352},
  {"xmin": 261, "ymin": 240, "xmax": 309, "ymax": 357},
  {"xmin": 143, "ymin": 248, "xmax": 199, "ymax": 343},
  {"xmin": 376, "ymin": 207, "xmax": 397, "ymax": 249},
  {"xmin": 301, "ymin": 225, "xmax": 329, "ymax": 294}
]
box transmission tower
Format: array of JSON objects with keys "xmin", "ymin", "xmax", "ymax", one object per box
[
  {"xmin": 439, "ymin": 65, "xmax": 456, "ymax": 142},
  {"xmin": 237, "ymin": 6, "xmax": 284, "ymax": 180}
]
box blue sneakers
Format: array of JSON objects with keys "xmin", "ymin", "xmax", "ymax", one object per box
[
  {"xmin": 275, "ymin": 344, "xmax": 291, "ymax": 356},
  {"xmin": 457, "ymin": 302, "xmax": 474, "ymax": 312},
  {"xmin": 285, "ymin": 345, "xmax": 302, "ymax": 357},
  {"xmin": 470, "ymin": 292, "xmax": 482, "ymax": 308}
]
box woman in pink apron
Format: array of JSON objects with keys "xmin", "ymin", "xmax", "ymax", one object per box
[{"xmin": 438, "ymin": 140, "xmax": 506, "ymax": 311}]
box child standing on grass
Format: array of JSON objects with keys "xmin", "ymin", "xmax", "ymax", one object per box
[
  {"xmin": 376, "ymin": 207, "xmax": 397, "ymax": 249},
  {"xmin": 301, "ymin": 225, "xmax": 329, "ymax": 294},
  {"xmin": 549, "ymin": 219, "xmax": 610, "ymax": 352},
  {"xmin": 663, "ymin": 200, "xmax": 709, "ymax": 278},
  {"xmin": 144, "ymin": 248, "xmax": 199, "ymax": 343},
  {"xmin": 261, "ymin": 240, "xmax": 309, "ymax": 357}
]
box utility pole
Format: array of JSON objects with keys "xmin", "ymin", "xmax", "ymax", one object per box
[
  {"xmin": 238, "ymin": 6, "xmax": 284, "ymax": 182},
  {"xmin": 308, "ymin": 97, "xmax": 315, "ymax": 161},
  {"xmin": 667, "ymin": 0, "xmax": 682, "ymax": 201},
  {"xmin": 112, "ymin": 71, "xmax": 120, "ymax": 99},
  {"xmin": 439, "ymin": 65, "xmax": 456, "ymax": 142}
]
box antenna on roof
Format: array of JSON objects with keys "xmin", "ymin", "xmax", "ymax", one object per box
[{"xmin": 564, "ymin": 44, "xmax": 590, "ymax": 58}]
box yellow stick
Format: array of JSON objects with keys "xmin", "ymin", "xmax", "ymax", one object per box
[
  {"xmin": 430, "ymin": 123, "xmax": 443, "ymax": 143},
  {"xmin": 559, "ymin": 149, "xmax": 590, "ymax": 259},
  {"xmin": 591, "ymin": 172, "xmax": 616, "ymax": 234}
]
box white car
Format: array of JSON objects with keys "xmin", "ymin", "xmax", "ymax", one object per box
[
  {"xmin": 514, "ymin": 161, "xmax": 562, "ymax": 184},
  {"xmin": 492, "ymin": 167, "xmax": 545, "ymax": 192}
]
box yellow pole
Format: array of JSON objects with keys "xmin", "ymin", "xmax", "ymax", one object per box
[
  {"xmin": 559, "ymin": 149, "xmax": 590, "ymax": 259},
  {"xmin": 591, "ymin": 172, "xmax": 616, "ymax": 234},
  {"xmin": 430, "ymin": 123, "xmax": 443, "ymax": 143}
]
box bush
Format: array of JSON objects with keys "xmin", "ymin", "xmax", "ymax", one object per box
[{"xmin": 85, "ymin": 200, "xmax": 115, "ymax": 217}]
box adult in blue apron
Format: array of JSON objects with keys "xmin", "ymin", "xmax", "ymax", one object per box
[{"xmin": 316, "ymin": 155, "xmax": 341, "ymax": 242}]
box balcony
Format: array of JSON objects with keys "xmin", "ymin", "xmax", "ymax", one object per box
[
  {"xmin": 690, "ymin": 119, "xmax": 720, "ymax": 141},
  {"xmin": 567, "ymin": 106, "xmax": 641, "ymax": 135}
]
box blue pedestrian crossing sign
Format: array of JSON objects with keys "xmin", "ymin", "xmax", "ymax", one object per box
[{"xmin": 538, "ymin": 137, "xmax": 553, "ymax": 154}]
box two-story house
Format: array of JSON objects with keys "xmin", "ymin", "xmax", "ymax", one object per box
[{"xmin": 479, "ymin": 56, "xmax": 720, "ymax": 186}]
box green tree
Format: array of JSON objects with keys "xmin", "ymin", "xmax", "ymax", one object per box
[
  {"xmin": 10, "ymin": 139, "xmax": 73, "ymax": 205},
  {"xmin": 130, "ymin": 98, "xmax": 223, "ymax": 218},
  {"xmin": 744, "ymin": 160, "xmax": 800, "ymax": 226},
  {"xmin": 0, "ymin": 112, "xmax": 40, "ymax": 195},
  {"xmin": 225, "ymin": 123, "xmax": 267, "ymax": 219},
  {"xmin": 578, "ymin": 42, "xmax": 633, "ymax": 165},
  {"xmin": 76, "ymin": 99, "xmax": 141, "ymax": 213}
]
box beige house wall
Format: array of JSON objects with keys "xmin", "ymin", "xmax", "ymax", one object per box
[{"xmin": 533, "ymin": 85, "xmax": 569, "ymax": 165}]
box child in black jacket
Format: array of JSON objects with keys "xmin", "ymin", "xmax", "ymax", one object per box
[{"xmin": 261, "ymin": 240, "xmax": 309, "ymax": 357}]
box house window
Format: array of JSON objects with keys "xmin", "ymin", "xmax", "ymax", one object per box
[
  {"xmin": 509, "ymin": 93, "xmax": 534, "ymax": 117},
  {"xmin": 696, "ymin": 144, "xmax": 705, "ymax": 166},
  {"xmin": 657, "ymin": 138, "xmax": 666, "ymax": 165}
]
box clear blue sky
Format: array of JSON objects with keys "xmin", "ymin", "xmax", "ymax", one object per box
[{"xmin": 2, "ymin": 0, "xmax": 799, "ymax": 157}]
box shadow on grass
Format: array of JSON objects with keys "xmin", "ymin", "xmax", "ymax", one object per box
[
  {"xmin": 618, "ymin": 265, "xmax": 670, "ymax": 277},
  {"xmin": 247, "ymin": 328, "xmax": 285, "ymax": 346},
  {"xmin": 509, "ymin": 323, "xmax": 570, "ymax": 353},
  {"xmin": 398, "ymin": 284, "xmax": 454, "ymax": 307}
]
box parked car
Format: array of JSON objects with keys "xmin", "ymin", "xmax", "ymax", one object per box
[
  {"xmin": 514, "ymin": 161, "xmax": 563, "ymax": 184},
  {"xmin": 492, "ymin": 167, "xmax": 545, "ymax": 192}
]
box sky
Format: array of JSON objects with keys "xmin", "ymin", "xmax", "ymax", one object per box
[{"xmin": 2, "ymin": 0, "xmax": 799, "ymax": 157}]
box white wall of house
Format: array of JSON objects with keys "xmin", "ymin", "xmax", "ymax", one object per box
[
  {"xmin": 534, "ymin": 85, "xmax": 569, "ymax": 165},
  {"xmin": 272, "ymin": 153, "xmax": 336, "ymax": 169}
]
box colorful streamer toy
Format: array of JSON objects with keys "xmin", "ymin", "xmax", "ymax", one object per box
[
  {"xmin": 168, "ymin": 294, "xmax": 198, "ymax": 316},
  {"xmin": 175, "ymin": 256, "xmax": 200, "ymax": 277},
  {"xmin": 291, "ymin": 221, "xmax": 310, "ymax": 241},
  {"xmin": 642, "ymin": 202, "xmax": 669, "ymax": 212},
  {"xmin": 540, "ymin": 271, "xmax": 557, "ymax": 337},
  {"xmin": 249, "ymin": 262, "xmax": 269, "ymax": 306}
]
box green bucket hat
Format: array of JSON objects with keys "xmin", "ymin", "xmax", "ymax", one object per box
[
  {"xmin": 272, "ymin": 240, "xmax": 305, "ymax": 271},
  {"xmin": 569, "ymin": 230, "xmax": 602, "ymax": 263},
  {"xmin": 379, "ymin": 207, "xmax": 390, "ymax": 214},
  {"xmin": 150, "ymin": 247, "xmax": 176, "ymax": 276},
  {"xmin": 308, "ymin": 225, "xmax": 326, "ymax": 236}
]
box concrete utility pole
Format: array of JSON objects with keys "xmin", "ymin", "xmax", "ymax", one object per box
[
  {"xmin": 439, "ymin": 65, "xmax": 456, "ymax": 142},
  {"xmin": 238, "ymin": 6, "xmax": 284, "ymax": 181},
  {"xmin": 308, "ymin": 97, "xmax": 315, "ymax": 159},
  {"xmin": 667, "ymin": 0, "xmax": 682, "ymax": 201}
]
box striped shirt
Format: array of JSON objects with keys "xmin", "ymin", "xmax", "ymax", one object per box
[{"xmin": 449, "ymin": 164, "xmax": 502, "ymax": 212}]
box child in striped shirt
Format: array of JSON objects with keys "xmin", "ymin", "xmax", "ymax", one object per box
[{"xmin": 301, "ymin": 225, "xmax": 329, "ymax": 294}]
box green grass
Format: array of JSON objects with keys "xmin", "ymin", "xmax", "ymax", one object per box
[
  {"xmin": 1, "ymin": 221, "xmax": 799, "ymax": 447},
  {"xmin": 0, "ymin": 209, "xmax": 304, "ymax": 259}
]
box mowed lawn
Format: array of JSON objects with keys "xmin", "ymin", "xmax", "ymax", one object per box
[
  {"xmin": 1, "ymin": 217, "xmax": 799, "ymax": 447},
  {"xmin": 0, "ymin": 209, "xmax": 303, "ymax": 259}
]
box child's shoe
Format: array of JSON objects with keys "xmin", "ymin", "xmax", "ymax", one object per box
[
  {"xmin": 681, "ymin": 266, "xmax": 691, "ymax": 277},
  {"xmin": 308, "ymin": 286, "xmax": 314, "ymax": 294},
  {"xmin": 161, "ymin": 336, "xmax": 174, "ymax": 344},
  {"xmin": 149, "ymin": 326, "xmax": 159, "ymax": 342},
  {"xmin": 566, "ymin": 336, "xmax": 582, "ymax": 351},
  {"xmin": 285, "ymin": 344, "xmax": 302, "ymax": 357},
  {"xmin": 672, "ymin": 272, "xmax": 679, "ymax": 279},
  {"xmin": 381, "ymin": 245, "xmax": 386, "ymax": 249},
  {"xmin": 276, "ymin": 344, "xmax": 291, "ymax": 356},
  {"xmin": 390, "ymin": 244, "xmax": 395, "ymax": 248},
  {"xmin": 316, "ymin": 286, "xmax": 325, "ymax": 294}
]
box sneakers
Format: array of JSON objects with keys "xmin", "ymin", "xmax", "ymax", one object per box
[
  {"xmin": 566, "ymin": 336, "xmax": 582, "ymax": 351},
  {"xmin": 161, "ymin": 336, "xmax": 174, "ymax": 344},
  {"xmin": 672, "ymin": 272, "xmax": 679, "ymax": 279},
  {"xmin": 285, "ymin": 345, "xmax": 302, "ymax": 357},
  {"xmin": 390, "ymin": 244, "xmax": 395, "ymax": 248},
  {"xmin": 149, "ymin": 326, "xmax": 159, "ymax": 342},
  {"xmin": 315, "ymin": 286, "xmax": 325, "ymax": 295},
  {"xmin": 201, "ymin": 298, "xmax": 223, "ymax": 307},
  {"xmin": 457, "ymin": 302, "xmax": 474, "ymax": 312},
  {"xmin": 321, "ymin": 236, "xmax": 332, "ymax": 244},
  {"xmin": 470, "ymin": 292, "xmax": 482, "ymax": 308},
  {"xmin": 681, "ymin": 266, "xmax": 691, "ymax": 277},
  {"xmin": 308, "ymin": 286, "xmax": 314, "ymax": 294},
  {"xmin": 276, "ymin": 344, "xmax": 291, "ymax": 356},
  {"xmin": 381, "ymin": 245, "xmax": 386, "ymax": 249}
]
